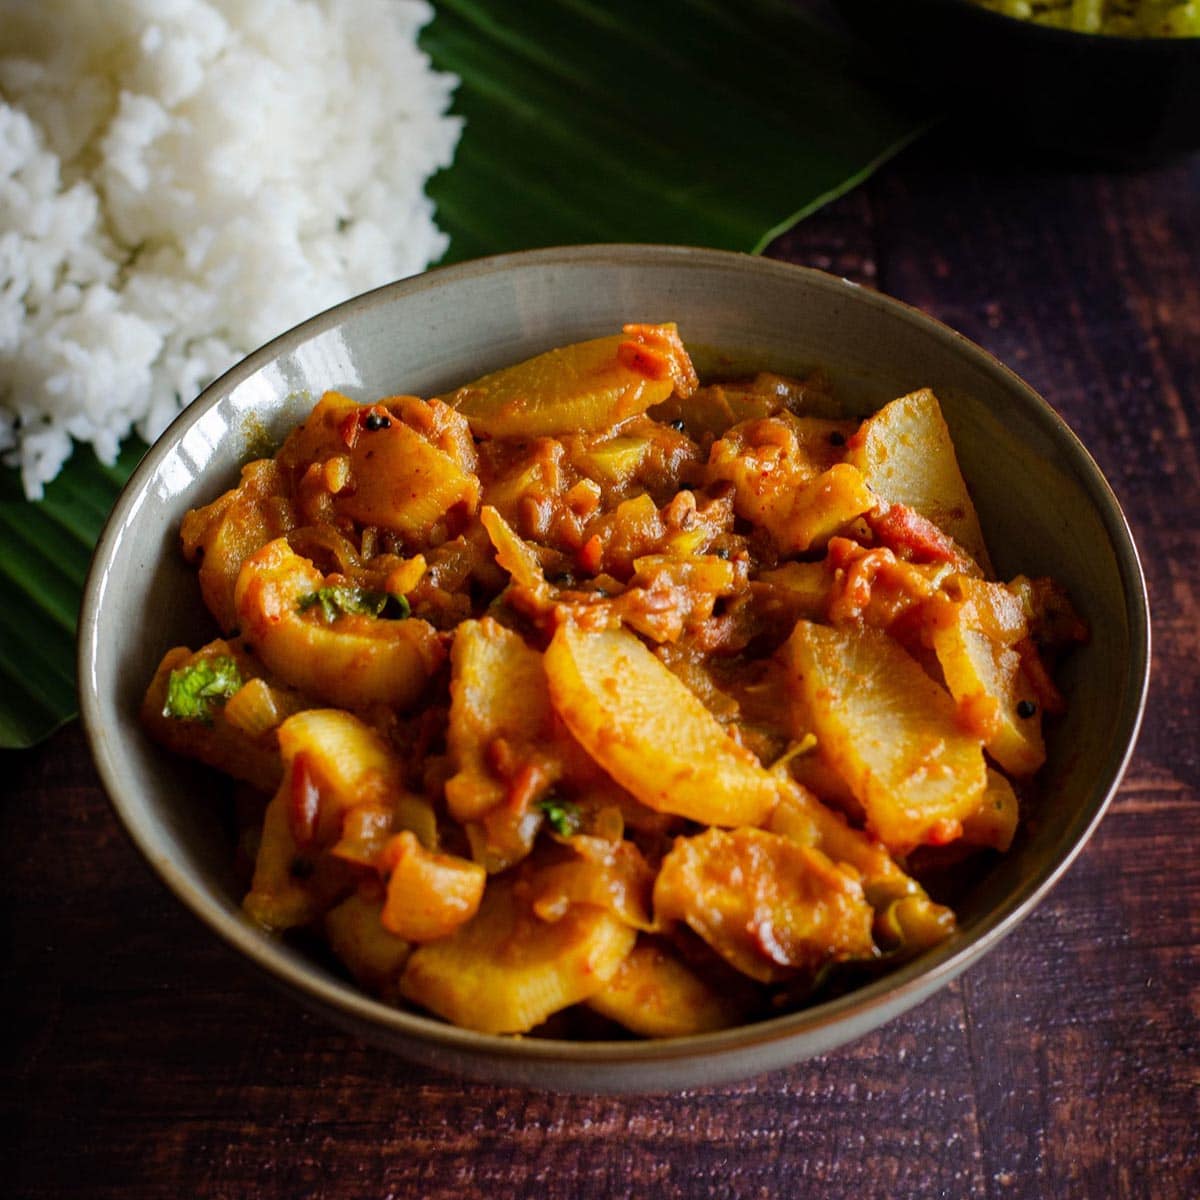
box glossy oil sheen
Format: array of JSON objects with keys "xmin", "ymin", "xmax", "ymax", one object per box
[{"xmin": 79, "ymin": 246, "xmax": 1150, "ymax": 1093}]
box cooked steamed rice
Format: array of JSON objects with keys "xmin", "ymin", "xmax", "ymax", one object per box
[{"xmin": 0, "ymin": 0, "xmax": 461, "ymax": 498}]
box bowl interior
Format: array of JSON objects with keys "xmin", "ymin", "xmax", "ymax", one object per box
[{"xmin": 80, "ymin": 246, "xmax": 1148, "ymax": 1090}]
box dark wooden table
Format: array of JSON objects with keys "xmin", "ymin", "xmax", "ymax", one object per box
[{"xmin": 4, "ymin": 126, "xmax": 1198, "ymax": 1199}]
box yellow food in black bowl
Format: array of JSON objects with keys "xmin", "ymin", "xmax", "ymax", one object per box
[
  {"xmin": 972, "ymin": 0, "xmax": 1198, "ymax": 36},
  {"xmin": 834, "ymin": 0, "xmax": 1200, "ymax": 160}
]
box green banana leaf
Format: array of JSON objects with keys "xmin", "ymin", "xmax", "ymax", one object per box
[
  {"xmin": 423, "ymin": 0, "xmax": 927, "ymax": 259},
  {"xmin": 0, "ymin": 0, "xmax": 930, "ymax": 748}
]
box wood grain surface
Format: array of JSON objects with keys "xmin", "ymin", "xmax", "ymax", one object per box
[{"xmin": 3, "ymin": 126, "xmax": 1198, "ymax": 1200}]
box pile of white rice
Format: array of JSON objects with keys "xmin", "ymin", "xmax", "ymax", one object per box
[{"xmin": 0, "ymin": 0, "xmax": 461, "ymax": 498}]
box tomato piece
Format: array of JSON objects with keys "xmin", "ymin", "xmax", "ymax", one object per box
[
  {"xmin": 868, "ymin": 503, "xmax": 974, "ymax": 569},
  {"xmin": 288, "ymin": 751, "xmax": 322, "ymax": 849}
]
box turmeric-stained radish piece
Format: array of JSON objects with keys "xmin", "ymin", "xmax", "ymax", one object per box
[
  {"xmin": 242, "ymin": 786, "xmax": 354, "ymax": 932},
  {"xmin": 277, "ymin": 391, "xmax": 480, "ymax": 539},
  {"xmin": 780, "ymin": 620, "xmax": 987, "ymax": 853},
  {"xmin": 707, "ymin": 414, "xmax": 871, "ymax": 553},
  {"xmin": 545, "ymin": 622, "xmax": 778, "ymax": 827},
  {"xmin": 379, "ymin": 831, "xmax": 486, "ymax": 942},
  {"xmin": 445, "ymin": 617, "xmax": 558, "ymax": 823},
  {"xmin": 930, "ymin": 601, "xmax": 1046, "ymax": 777},
  {"xmin": 336, "ymin": 408, "xmax": 480, "ymax": 538},
  {"xmin": 961, "ymin": 769, "xmax": 1020, "ymax": 853},
  {"xmin": 440, "ymin": 324, "xmax": 697, "ymax": 438},
  {"xmin": 653, "ymin": 827, "xmax": 875, "ymax": 982},
  {"xmin": 235, "ymin": 538, "xmax": 443, "ymax": 711},
  {"xmin": 527, "ymin": 834, "xmax": 656, "ymax": 931},
  {"xmin": 324, "ymin": 889, "xmax": 412, "ymax": 998},
  {"xmin": 587, "ymin": 937, "xmax": 745, "ymax": 1037},
  {"xmin": 244, "ymin": 709, "xmax": 411, "ymax": 931},
  {"xmin": 275, "ymin": 708, "xmax": 402, "ymax": 846},
  {"xmin": 399, "ymin": 878, "xmax": 635, "ymax": 1034},
  {"xmin": 444, "ymin": 616, "xmax": 565, "ymax": 871},
  {"xmin": 180, "ymin": 458, "xmax": 294, "ymax": 632},
  {"xmin": 848, "ymin": 388, "xmax": 990, "ymax": 569}
]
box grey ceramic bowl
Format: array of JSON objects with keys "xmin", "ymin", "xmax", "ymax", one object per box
[{"xmin": 79, "ymin": 245, "xmax": 1149, "ymax": 1092}]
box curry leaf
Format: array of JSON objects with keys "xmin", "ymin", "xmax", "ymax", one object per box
[
  {"xmin": 539, "ymin": 795, "xmax": 582, "ymax": 838},
  {"xmin": 297, "ymin": 586, "xmax": 411, "ymax": 622},
  {"xmin": 163, "ymin": 655, "xmax": 243, "ymax": 724}
]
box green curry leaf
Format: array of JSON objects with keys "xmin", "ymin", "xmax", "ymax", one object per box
[
  {"xmin": 297, "ymin": 586, "xmax": 411, "ymax": 623},
  {"xmin": 163, "ymin": 655, "xmax": 243, "ymax": 724},
  {"xmin": 539, "ymin": 795, "xmax": 582, "ymax": 838}
]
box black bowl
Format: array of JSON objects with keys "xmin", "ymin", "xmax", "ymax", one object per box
[{"xmin": 833, "ymin": 0, "xmax": 1200, "ymax": 164}]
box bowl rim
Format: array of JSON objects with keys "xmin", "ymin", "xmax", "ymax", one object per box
[{"xmin": 78, "ymin": 243, "xmax": 1152, "ymax": 1076}]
